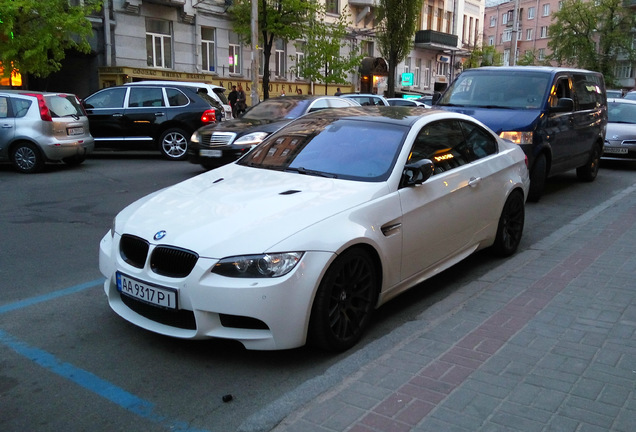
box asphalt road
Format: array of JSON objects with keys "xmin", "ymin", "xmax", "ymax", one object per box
[{"xmin": 1, "ymin": 152, "xmax": 635, "ymax": 432}]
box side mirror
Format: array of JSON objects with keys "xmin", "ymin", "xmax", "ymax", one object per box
[
  {"xmin": 402, "ymin": 159, "xmax": 434, "ymax": 187},
  {"xmin": 550, "ymin": 97, "xmax": 574, "ymax": 113}
]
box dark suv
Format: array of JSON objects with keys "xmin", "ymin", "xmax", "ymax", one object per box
[{"xmin": 82, "ymin": 84, "xmax": 221, "ymax": 160}]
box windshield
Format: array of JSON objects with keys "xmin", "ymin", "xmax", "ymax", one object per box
[
  {"xmin": 243, "ymin": 98, "xmax": 311, "ymax": 121},
  {"xmin": 608, "ymin": 101, "xmax": 636, "ymax": 124},
  {"xmin": 439, "ymin": 71, "xmax": 550, "ymax": 110},
  {"xmin": 238, "ymin": 117, "xmax": 407, "ymax": 182}
]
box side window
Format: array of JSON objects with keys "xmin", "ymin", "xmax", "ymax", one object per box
[
  {"xmin": 85, "ymin": 88, "xmax": 126, "ymax": 109},
  {"xmin": 410, "ymin": 120, "xmax": 471, "ymax": 175},
  {"xmin": 0, "ymin": 97, "xmax": 9, "ymax": 118},
  {"xmin": 166, "ymin": 88, "xmax": 189, "ymax": 107},
  {"xmin": 572, "ymin": 73, "xmax": 602, "ymax": 110},
  {"xmin": 458, "ymin": 120, "xmax": 498, "ymax": 159},
  {"xmin": 128, "ymin": 87, "xmax": 165, "ymax": 108},
  {"xmin": 549, "ymin": 77, "xmax": 572, "ymax": 108},
  {"xmin": 308, "ymin": 99, "xmax": 330, "ymax": 112},
  {"xmin": 11, "ymin": 98, "xmax": 31, "ymax": 117}
]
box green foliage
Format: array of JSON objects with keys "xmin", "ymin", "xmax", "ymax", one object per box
[
  {"xmin": 375, "ymin": 0, "xmax": 423, "ymax": 97},
  {"xmin": 464, "ymin": 45, "xmax": 502, "ymax": 69},
  {"xmin": 228, "ymin": 0, "xmax": 318, "ymax": 99},
  {"xmin": 0, "ymin": 0, "xmax": 102, "ymax": 78},
  {"xmin": 548, "ymin": 0, "xmax": 636, "ymax": 85},
  {"xmin": 290, "ymin": 5, "xmax": 364, "ymax": 91}
]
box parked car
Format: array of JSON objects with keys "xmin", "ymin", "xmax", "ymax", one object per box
[
  {"xmin": 340, "ymin": 93, "xmax": 389, "ymax": 106},
  {"xmin": 99, "ymin": 107, "xmax": 529, "ymax": 351},
  {"xmin": 188, "ymin": 95, "xmax": 359, "ymax": 169},
  {"xmin": 125, "ymin": 80, "xmax": 233, "ymax": 121},
  {"xmin": 603, "ymin": 98, "xmax": 636, "ymax": 160},
  {"xmin": 0, "ymin": 90, "xmax": 94, "ymax": 173},
  {"xmin": 83, "ymin": 83, "xmax": 221, "ymax": 160},
  {"xmin": 606, "ymin": 89, "xmax": 623, "ymax": 99},
  {"xmin": 623, "ymin": 91, "xmax": 636, "ymax": 100},
  {"xmin": 436, "ymin": 66, "xmax": 607, "ymax": 201},
  {"xmin": 386, "ymin": 98, "xmax": 429, "ymax": 107}
]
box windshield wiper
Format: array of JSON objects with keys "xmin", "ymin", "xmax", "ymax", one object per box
[{"xmin": 285, "ymin": 166, "xmax": 338, "ymax": 178}]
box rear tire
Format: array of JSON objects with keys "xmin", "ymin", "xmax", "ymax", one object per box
[
  {"xmin": 11, "ymin": 142, "xmax": 44, "ymax": 174},
  {"xmin": 576, "ymin": 144, "xmax": 601, "ymax": 182},
  {"xmin": 527, "ymin": 153, "xmax": 547, "ymax": 202},
  {"xmin": 308, "ymin": 248, "xmax": 379, "ymax": 352},
  {"xmin": 491, "ymin": 190, "xmax": 525, "ymax": 257},
  {"xmin": 159, "ymin": 128, "xmax": 189, "ymax": 160}
]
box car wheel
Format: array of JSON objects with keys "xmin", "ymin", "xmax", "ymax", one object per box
[
  {"xmin": 11, "ymin": 142, "xmax": 44, "ymax": 174},
  {"xmin": 527, "ymin": 152, "xmax": 547, "ymax": 202},
  {"xmin": 576, "ymin": 144, "xmax": 601, "ymax": 182},
  {"xmin": 492, "ymin": 190, "xmax": 525, "ymax": 257},
  {"xmin": 309, "ymin": 248, "xmax": 379, "ymax": 352},
  {"xmin": 159, "ymin": 128, "xmax": 189, "ymax": 160}
]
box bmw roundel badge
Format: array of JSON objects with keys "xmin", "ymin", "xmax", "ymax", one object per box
[{"xmin": 154, "ymin": 230, "xmax": 167, "ymax": 241}]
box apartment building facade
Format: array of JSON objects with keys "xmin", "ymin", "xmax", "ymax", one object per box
[{"xmin": 26, "ymin": 0, "xmax": 486, "ymax": 101}]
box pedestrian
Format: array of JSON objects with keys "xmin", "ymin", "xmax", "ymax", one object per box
[
  {"xmin": 334, "ymin": 87, "xmax": 342, "ymax": 96},
  {"xmin": 228, "ymin": 85, "xmax": 238, "ymax": 118},
  {"xmin": 236, "ymin": 84, "xmax": 247, "ymax": 116},
  {"xmin": 296, "ymin": 88, "xmax": 302, "ymax": 95},
  {"xmin": 281, "ymin": 90, "xmax": 286, "ymax": 97}
]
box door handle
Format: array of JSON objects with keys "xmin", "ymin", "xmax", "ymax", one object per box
[
  {"xmin": 468, "ymin": 177, "xmax": 482, "ymax": 187},
  {"xmin": 113, "ymin": 113, "xmax": 123, "ymax": 117},
  {"xmin": 1, "ymin": 124, "xmax": 12, "ymax": 128},
  {"xmin": 155, "ymin": 112, "xmax": 165, "ymax": 117}
]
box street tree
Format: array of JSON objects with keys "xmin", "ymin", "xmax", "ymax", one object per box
[
  {"xmin": 375, "ymin": 0, "xmax": 423, "ymax": 98},
  {"xmin": 0, "ymin": 0, "xmax": 102, "ymax": 81},
  {"xmin": 229, "ymin": 0, "xmax": 319, "ymax": 100},
  {"xmin": 290, "ymin": 5, "xmax": 364, "ymax": 94},
  {"xmin": 464, "ymin": 45, "xmax": 503, "ymax": 69},
  {"xmin": 548, "ymin": 0, "xmax": 636, "ymax": 86}
]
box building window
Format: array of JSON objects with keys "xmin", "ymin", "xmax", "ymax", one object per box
[
  {"xmin": 615, "ymin": 62, "xmax": 633, "ymax": 79},
  {"xmin": 326, "ymin": 0, "xmax": 338, "ymax": 14},
  {"xmin": 424, "ymin": 59, "xmax": 432, "ymax": 88},
  {"xmin": 201, "ymin": 27, "xmax": 216, "ymax": 72},
  {"xmin": 488, "ymin": 35, "xmax": 494, "ymax": 46},
  {"xmin": 414, "ymin": 58, "xmax": 421, "ymax": 86},
  {"xmin": 404, "ymin": 57, "xmax": 411, "ymax": 76},
  {"xmin": 502, "ymin": 29, "xmax": 512, "ymax": 42},
  {"xmin": 295, "ymin": 42, "xmax": 305, "ymax": 79},
  {"xmin": 542, "ymin": 4, "xmax": 550, "ymax": 16},
  {"xmin": 526, "ymin": 28, "xmax": 533, "ymax": 40},
  {"xmin": 146, "ymin": 19, "xmax": 172, "ymax": 68},
  {"xmin": 490, "ymin": 16, "xmax": 496, "ymax": 27},
  {"xmin": 446, "ymin": 12, "xmax": 452, "ymax": 33},
  {"xmin": 437, "ymin": 8, "xmax": 443, "ymax": 31},
  {"xmin": 528, "ymin": 7, "xmax": 535, "ymax": 19},
  {"xmin": 362, "ymin": 40, "xmax": 374, "ymax": 57},
  {"xmin": 538, "ymin": 48, "xmax": 545, "ymax": 60},
  {"xmin": 427, "ymin": 5, "xmax": 434, "ymax": 29},
  {"xmin": 503, "ymin": 49, "xmax": 510, "ymax": 66},
  {"xmin": 275, "ymin": 39, "xmax": 286, "ymax": 78},
  {"xmin": 540, "ymin": 26, "xmax": 548, "ymax": 38},
  {"xmin": 229, "ymin": 32, "xmax": 241, "ymax": 74}
]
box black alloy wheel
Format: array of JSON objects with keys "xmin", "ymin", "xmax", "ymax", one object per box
[
  {"xmin": 309, "ymin": 248, "xmax": 379, "ymax": 352},
  {"xmin": 11, "ymin": 142, "xmax": 44, "ymax": 174},
  {"xmin": 492, "ymin": 190, "xmax": 525, "ymax": 257}
]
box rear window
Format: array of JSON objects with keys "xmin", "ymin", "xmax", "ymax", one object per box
[
  {"xmin": 44, "ymin": 94, "xmax": 84, "ymax": 118},
  {"xmin": 572, "ymin": 73, "xmax": 604, "ymax": 110}
]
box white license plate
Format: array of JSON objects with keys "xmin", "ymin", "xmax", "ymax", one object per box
[
  {"xmin": 116, "ymin": 272, "xmax": 177, "ymax": 310},
  {"xmin": 67, "ymin": 127, "xmax": 84, "ymax": 136},
  {"xmin": 604, "ymin": 147, "xmax": 628, "ymax": 154},
  {"xmin": 200, "ymin": 149, "xmax": 223, "ymax": 157}
]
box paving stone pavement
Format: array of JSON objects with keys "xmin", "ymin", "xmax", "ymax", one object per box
[{"xmin": 261, "ymin": 184, "xmax": 636, "ymax": 432}]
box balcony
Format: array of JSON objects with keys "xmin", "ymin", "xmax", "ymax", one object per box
[
  {"xmin": 348, "ymin": 0, "xmax": 377, "ymax": 6},
  {"xmin": 414, "ymin": 30, "xmax": 458, "ymax": 50}
]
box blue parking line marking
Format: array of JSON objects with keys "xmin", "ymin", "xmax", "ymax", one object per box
[
  {"xmin": 0, "ymin": 281, "xmax": 211, "ymax": 432},
  {"xmin": 0, "ymin": 278, "xmax": 104, "ymax": 315}
]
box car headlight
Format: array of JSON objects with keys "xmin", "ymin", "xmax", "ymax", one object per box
[
  {"xmin": 190, "ymin": 131, "xmax": 200, "ymax": 144},
  {"xmin": 499, "ymin": 131, "xmax": 533, "ymax": 145},
  {"xmin": 233, "ymin": 132, "xmax": 270, "ymax": 146},
  {"xmin": 212, "ymin": 252, "xmax": 304, "ymax": 278}
]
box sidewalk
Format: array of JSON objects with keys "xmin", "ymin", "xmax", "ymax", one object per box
[{"xmin": 243, "ymin": 184, "xmax": 636, "ymax": 432}]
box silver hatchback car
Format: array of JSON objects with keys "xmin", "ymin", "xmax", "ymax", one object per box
[{"xmin": 0, "ymin": 90, "xmax": 94, "ymax": 173}]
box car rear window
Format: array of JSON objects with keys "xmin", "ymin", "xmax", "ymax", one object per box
[{"xmin": 44, "ymin": 94, "xmax": 84, "ymax": 118}]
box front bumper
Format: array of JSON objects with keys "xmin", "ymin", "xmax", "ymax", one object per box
[{"xmin": 99, "ymin": 232, "xmax": 334, "ymax": 350}]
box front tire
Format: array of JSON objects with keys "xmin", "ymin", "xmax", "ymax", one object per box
[
  {"xmin": 309, "ymin": 248, "xmax": 379, "ymax": 352},
  {"xmin": 159, "ymin": 128, "xmax": 189, "ymax": 160},
  {"xmin": 576, "ymin": 144, "xmax": 601, "ymax": 182},
  {"xmin": 492, "ymin": 190, "xmax": 525, "ymax": 257},
  {"xmin": 11, "ymin": 142, "xmax": 44, "ymax": 173}
]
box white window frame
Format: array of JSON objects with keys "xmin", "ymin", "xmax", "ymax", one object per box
[
  {"xmin": 526, "ymin": 28, "xmax": 533, "ymax": 40},
  {"xmin": 542, "ymin": 4, "xmax": 550, "ymax": 16},
  {"xmin": 528, "ymin": 7, "xmax": 535, "ymax": 19},
  {"xmin": 229, "ymin": 32, "xmax": 242, "ymax": 75},
  {"xmin": 488, "ymin": 35, "xmax": 494, "ymax": 46},
  {"xmin": 146, "ymin": 19, "xmax": 172, "ymax": 69},
  {"xmin": 502, "ymin": 29, "xmax": 512, "ymax": 42},
  {"xmin": 490, "ymin": 16, "xmax": 496, "ymax": 27},
  {"xmin": 414, "ymin": 58, "xmax": 421, "ymax": 87},
  {"xmin": 275, "ymin": 39, "xmax": 286, "ymax": 78},
  {"xmin": 201, "ymin": 27, "xmax": 216, "ymax": 72},
  {"xmin": 540, "ymin": 26, "xmax": 548, "ymax": 38}
]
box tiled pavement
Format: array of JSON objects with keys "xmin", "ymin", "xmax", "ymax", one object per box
[{"xmin": 254, "ymin": 184, "xmax": 636, "ymax": 432}]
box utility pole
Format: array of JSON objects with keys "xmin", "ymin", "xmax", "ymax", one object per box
[
  {"xmin": 511, "ymin": 0, "xmax": 520, "ymax": 66},
  {"xmin": 250, "ymin": 0, "xmax": 259, "ymax": 105}
]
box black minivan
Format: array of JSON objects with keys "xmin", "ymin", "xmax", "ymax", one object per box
[{"xmin": 435, "ymin": 67, "xmax": 607, "ymax": 201}]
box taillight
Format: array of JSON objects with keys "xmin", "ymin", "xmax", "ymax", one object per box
[
  {"xmin": 22, "ymin": 93, "xmax": 52, "ymax": 121},
  {"xmin": 201, "ymin": 109, "xmax": 216, "ymax": 124}
]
